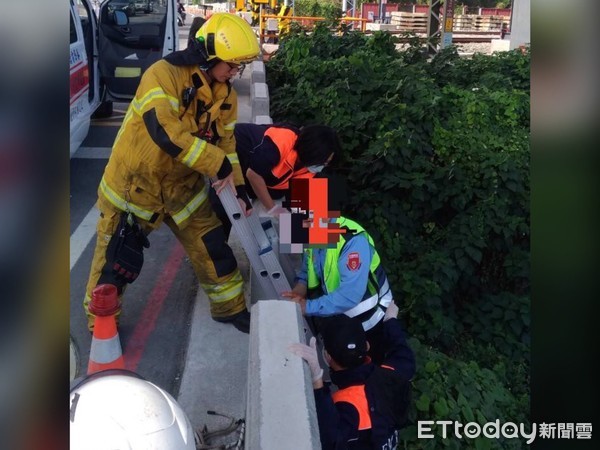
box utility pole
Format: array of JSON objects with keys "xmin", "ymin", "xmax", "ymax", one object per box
[
  {"xmin": 427, "ymin": 0, "xmax": 455, "ymax": 54},
  {"xmin": 342, "ymin": 0, "xmax": 357, "ymax": 16},
  {"xmin": 378, "ymin": 0, "xmax": 386, "ymax": 23}
]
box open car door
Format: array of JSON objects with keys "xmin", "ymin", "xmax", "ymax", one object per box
[
  {"xmin": 97, "ymin": 0, "xmax": 177, "ymax": 101},
  {"xmin": 70, "ymin": 0, "xmax": 101, "ymax": 155}
]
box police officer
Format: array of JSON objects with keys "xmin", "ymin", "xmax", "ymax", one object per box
[
  {"xmin": 83, "ymin": 14, "xmax": 260, "ymax": 333},
  {"xmin": 283, "ymin": 174, "xmax": 395, "ymax": 362},
  {"xmin": 289, "ymin": 305, "xmax": 415, "ymax": 450}
]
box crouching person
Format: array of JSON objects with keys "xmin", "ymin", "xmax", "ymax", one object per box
[{"xmin": 290, "ymin": 303, "xmax": 415, "ymax": 449}]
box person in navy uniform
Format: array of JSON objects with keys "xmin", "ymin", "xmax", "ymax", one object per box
[{"xmin": 290, "ymin": 304, "xmax": 415, "ymax": 449}]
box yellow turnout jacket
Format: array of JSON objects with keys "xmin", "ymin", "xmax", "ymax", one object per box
[{"xmin": 99, "ymin": 60, "xmax": 243, "ymax": 229}]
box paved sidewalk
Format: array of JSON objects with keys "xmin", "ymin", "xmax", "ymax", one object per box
[{"xmin": 176, "ymin": 67, "xmax": 254, "ymax": 445}]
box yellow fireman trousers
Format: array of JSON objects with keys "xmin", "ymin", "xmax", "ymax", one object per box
[{"xmin": 84, "ymin": 195, "xmax": 246, "ymax": 330}]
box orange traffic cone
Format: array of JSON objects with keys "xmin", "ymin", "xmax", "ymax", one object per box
[{"xmin": 87, "ymin": 284, "xmax": 125, "ymax": 374}]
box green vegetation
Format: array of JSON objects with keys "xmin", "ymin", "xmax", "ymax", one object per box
[
  {"xmin": 267, "ymin": 25, "xmax": 530, "ymax": 448},
  {"xmin": 294, "ymin": 0, "xmax": 343, "ymax": 19}
]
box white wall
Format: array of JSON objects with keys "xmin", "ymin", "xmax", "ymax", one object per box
[{"xmin": 510, "ymin": 0, "xmax": 530, "ymax": 50}]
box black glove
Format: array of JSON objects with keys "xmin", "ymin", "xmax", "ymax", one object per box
[
  {"xmin": 106, "ymin": 212, "xmax": 150, "ymax": 284},
  {"xmin": 236, "ymin": 185, "xmax": 252, "ymax": 213},
  {"xmin": 216, "ymin": 157, "xmax": 232, "ymax": 179}
]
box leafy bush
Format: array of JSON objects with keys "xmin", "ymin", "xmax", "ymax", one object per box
[
  {"xmin": 267, "ymin": 26, "xmax": 530, "ymax": 446},
  {"xmin": 294, "ymin": 0, "xmax": 343, "ymax": 20},
  {"xmin": 403, "ymin": 338, "xmax": 529, "ymax": 449}
]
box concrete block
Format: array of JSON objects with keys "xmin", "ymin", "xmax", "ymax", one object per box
[
  {"xmin": 251, "ymin": 82, "xmax": 270, "ymax": 119},
  {"xmin": 251, "ymin": 61, "xmax": 266, "ymax": 84},
  {"xmin": 365, "ymin": 23, "xmax": 400, "ymax": 32},
  {"xmin": 246, "ymin": 301, "xmax": 321, "ymax": 450},
  {"xmin": 253, "ymin": 115, "xmax": 273, "ymax": 125},
  {"xmin": 490, "ymin": 38, "xmax": 510, "ymax": 53},
  {"xmin": 262, "ymin": 43, "xmax": 279, "ymax": 55},
  {"xmin": 239, "ymin": 12, "xmax": 252, "ymax": 25},
  {"xmin": 509, "ymin": 0, "xmax": 530, "ymax": 50}
]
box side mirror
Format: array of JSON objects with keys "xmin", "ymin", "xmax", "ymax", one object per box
[{"xmin": 113, "ymin": 10, "xmax": 128, "ymax": 26}]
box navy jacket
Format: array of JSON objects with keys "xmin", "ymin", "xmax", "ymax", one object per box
[{"xmin": 314, "ymin": 318, "xmax": 415, "ymax": 449}]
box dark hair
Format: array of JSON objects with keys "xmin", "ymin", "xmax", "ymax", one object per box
[
  {"xmin": 187, "ymin": 17, "xmax": 207, "ymax": 49},
  {"xmin": 314, "ymin": 172, "xmax": 348, "ymax": 212},
  {"xmin": 295, "ymin": 125, "xmax": 341, "ymax": 166}
]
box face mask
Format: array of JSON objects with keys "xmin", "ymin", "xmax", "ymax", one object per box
[{"xmin": 307, "ymin": 164, "xmax": 325, "ymax": 174}]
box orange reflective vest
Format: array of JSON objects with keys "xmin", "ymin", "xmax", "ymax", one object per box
[
  {"xmin": 332, "ymin": 385, "xmax": 372, "ymax": 431},
  {"xmin": 264, "ymin": 127, "xmax": 314, "ymax": 190}
]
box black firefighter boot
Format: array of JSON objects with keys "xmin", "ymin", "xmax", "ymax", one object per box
[{"xmin": 214, "ymin": 308, "xmax": 251, "ymax": 334}]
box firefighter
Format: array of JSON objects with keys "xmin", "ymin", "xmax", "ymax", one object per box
[
  {"xmin": 83, "ymin": 13, "xmax": 260, "ymax": 333},
  {"xmin": 283, "ymin": 175, "xmax": 396, "ymax": 362},
  {"xmin": 208, "ymin": 122, "xmax": 340, "ymax": 237},
  {"xmin": 289, "ymin": 307, "xmax": 415, "ymax": 450}
]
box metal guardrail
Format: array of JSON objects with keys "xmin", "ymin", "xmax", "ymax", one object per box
[
  {"xmin": 259, "ymin": 13, "xmax": 370, "ymax": 43},
  {"xmin": 257, "ymin": 13, "xmax": 504, "ymax": 44}
]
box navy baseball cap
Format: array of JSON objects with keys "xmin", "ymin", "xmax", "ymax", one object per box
[{"xmin": 320, "ymin": 315, "xmax": 368, "ymax": 369}]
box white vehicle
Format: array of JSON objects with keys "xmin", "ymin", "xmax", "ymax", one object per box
[
  {"xmin": 70, "ymin": 0, "xmax": 178, "ymax": 156},
  {"xmin": 134, "ymin": 0, "xmax": 154, "ymax": 13}
]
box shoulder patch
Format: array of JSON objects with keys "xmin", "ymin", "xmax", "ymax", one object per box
[{"xmin": 346, "ymin": 252, "xmax": 361, "ymax": 271}]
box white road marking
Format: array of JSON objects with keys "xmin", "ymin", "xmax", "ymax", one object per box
[
  {"xmin": 73, "ymin": 146, "xmax": 112, "ymax": 159},
  {"xmin": 70, "ymin": 204, "xmax": 99, "ymax": 271}
]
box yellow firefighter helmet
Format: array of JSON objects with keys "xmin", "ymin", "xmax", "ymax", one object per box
[{"xmin": 196, "ymin": 13, "xmax": 260, "ymax": 65}]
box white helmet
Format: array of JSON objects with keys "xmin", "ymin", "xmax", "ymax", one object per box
[{"xmin": 70, "ymin": 370, "xmax": 196, "ymax": 450}]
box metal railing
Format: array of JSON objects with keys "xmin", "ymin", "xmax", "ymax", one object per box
[{"xmin": 258, "ymin": 13, "xmax": 369, "ymax": 44}]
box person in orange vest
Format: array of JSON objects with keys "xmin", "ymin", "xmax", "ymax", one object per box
[
  {"xmin": 290, "ymin": 304, "xmax": 415, "ymax": 450},
  {"xmin": 209, "ymin": 123, "xmax": 340, "ymax": 237}
]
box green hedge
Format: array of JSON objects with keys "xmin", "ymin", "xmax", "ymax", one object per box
[{"xmin": 267, "ymin": 25, "xmax": 530, "ymax": 448}]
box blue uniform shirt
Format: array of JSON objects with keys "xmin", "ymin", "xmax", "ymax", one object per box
[{"xmin": 295, "ymin": 225, "xmax": 373, "ymax": 316}]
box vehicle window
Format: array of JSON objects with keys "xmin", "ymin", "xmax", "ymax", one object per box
[
  {"xmin": 106, "ymin": 0, "xmax": 161, "ymax": 24},
  {"xmin": 77, "ymin": 0, "xmax": 89, "ymax": 22},
  {"xmin": 98, "ymin": 0, "xmax": 168, "ymax": 99},
  {"xmin": 70, "ymin": 13, "xmax": 78, "ymax": 44},
  {"xmin": 102, "ymin": 1, "xmax": 166, "ymax": 50}
]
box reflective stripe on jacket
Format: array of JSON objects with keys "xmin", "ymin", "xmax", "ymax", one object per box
[
  {"xmin": 263, "ymin": 127, "xmax": 314, "ymax": 190},
  {"xmin": 100, "ymin": 59, "xmax": 243, "ymax": 229},
  {"xmin": 306, "ymin": 217, "xmax": 393, "ymax": 330}
]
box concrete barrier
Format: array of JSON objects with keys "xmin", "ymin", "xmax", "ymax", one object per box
[
  {"xmin": 365, "ymin": 23, "xmax": 400, "ymax": 32},
  {"xmin": 250, "ymin": 60, "xmax": 266, "ymax": 84},
  {"xmin": 245, "ymin": 300, "xmax": 321, "ymax": 450},
  {"xmin": 254, "ymin": 115, "xmax": 273, "ymax": 125},
  {"xmin": 490, "ymin": 38, "xmax": 511, "ymax": 52},
  {"xmin": 251, "ymin": 82, "xmax": 270, "ymax": 122}
]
